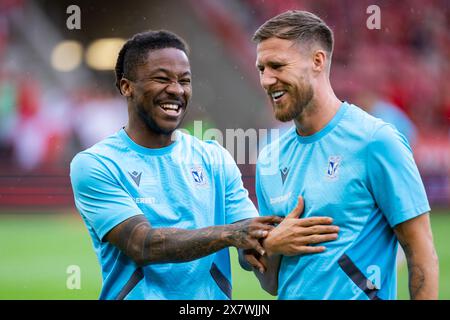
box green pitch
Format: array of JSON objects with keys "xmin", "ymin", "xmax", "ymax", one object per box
[{"xmin": 0, "ymin": 211, "xmax": 449, "ymax": 300}]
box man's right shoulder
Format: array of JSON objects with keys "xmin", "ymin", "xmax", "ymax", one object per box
[
  {"xmin": 73, "ymin": 131, "xmax": 123, "ymax": 161},
  {"xmin": 70, "ymin": 132, "xmax": 124, "ymax": 174},
  {"xmin": 258, "ymin": 126, "xmax": 295, "ymax": 162},
  {"xmin": 71, "ymin": 150, "xmax": 101, "ymax": 170}
]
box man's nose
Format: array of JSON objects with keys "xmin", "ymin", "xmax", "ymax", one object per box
[
  {"xmin": 260, "ymin": 70, "xmax": 277, "ymax": 90},
  {"xmin": 165, "ymin": 81, "xmax": 185, "ymax": 96}
]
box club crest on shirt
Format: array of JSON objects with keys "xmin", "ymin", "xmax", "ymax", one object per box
[
  {"xmin": 327, "ymin": 156, "xmax": 341, "ymax": 179},
  {"xmin": 191, "ymin": 166, "xmax": 207, "ymax": 185}
]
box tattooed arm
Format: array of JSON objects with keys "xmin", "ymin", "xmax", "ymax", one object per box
[
  {"xmin": 394, "ymin": 213, "xmax": 439, "ymax": 299},
  {"xmin": 104, "ymin": 215, "xmax": 282, "ymax": 266}
]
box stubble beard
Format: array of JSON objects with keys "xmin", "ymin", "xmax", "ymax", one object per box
[
  {"xmin": 275, "ymin": 84, "xmax": 314, "ymax": 122},
  {"xmin": 136, "ymin": 103, "xmax": 184, "ymax": 136}
]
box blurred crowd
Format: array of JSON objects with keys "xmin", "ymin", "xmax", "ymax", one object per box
[
  {"xmin": 0, "ymin": 0, "xmax": 449, "ymax": 175},
  {"xmin": 0, "ymin": 71, "xmax": 127, "ymax": 171}
]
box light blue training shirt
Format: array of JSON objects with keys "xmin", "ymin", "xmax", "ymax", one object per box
[
  {"xmin": 70, "ymin": 128, "xmax": 258, "ymax": 300},
  {"xmin": 256, "ymin": 102, "xmax": 430, "ymax": 300}
]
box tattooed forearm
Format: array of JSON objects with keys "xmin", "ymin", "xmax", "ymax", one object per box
[
  {"xmin": 106, "ymin": 215, "xmax": 281, "ymax": 266},
  {"xmin": 408, "ymin": 264, "xmax": 425, "ymax": 299},
  {"xmin": 146, "ymin": 227, "xmax": 239, "ymax": 264},
  {"xmin": 402, "ymin": 242, "xmax": 425, "ymax": 299},
  {"xmin": 394, "ymin": 213, "xmax": 439, "ymax": 299}
]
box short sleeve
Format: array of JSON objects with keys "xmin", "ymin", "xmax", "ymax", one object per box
[
  {"xmin": 367, "ymin": 124, "xmax": 430, "ymax": 227},
  {"xmin": 70, "ymin": 152, "xmax": 143, "ymax": 241},
  {"xmin": 217, "ymin": 143, "xmax": 258, "ymax": 224}
]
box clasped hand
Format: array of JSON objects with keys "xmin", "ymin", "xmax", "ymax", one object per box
[{"xmin": 244, "ymin": 196, "xmax": 339, "ymax": 273}]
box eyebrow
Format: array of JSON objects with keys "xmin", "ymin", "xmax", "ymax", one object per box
[
  {"xmin": 152, "ymin": 68, "xmax": 191, "ymax": 77},
  {"xmin": 256, "ymin": 60, "xmax": 286, "ymax": 69}
]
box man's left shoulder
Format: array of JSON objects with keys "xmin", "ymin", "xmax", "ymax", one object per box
[
  {"xmin": 345, "ymin": 103, "xmax": 385, "ymax": 129},
  {"xmin": 177, "ymin": 130, "xmax": 229, "ymax": 164},
  {"xmin": 341, "ymin": 103, "xmax": 396, "ymax": 143}
]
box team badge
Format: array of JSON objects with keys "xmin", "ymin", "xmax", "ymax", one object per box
[
  {"xmin": 191, "ymin": 167, "xmax": 207, "ymax": 185},
  {"xmin": 327, "ymin": 156, "xmax": 341, "ymax": 179}
]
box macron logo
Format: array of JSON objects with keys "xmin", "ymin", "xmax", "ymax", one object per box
[
  {"xmin": 128, "ymin": 171, "xmax": 142, "ymax": 187},
  {"xmin": 280, "ymin": 167, "xmax": 290, "ymax": 185}
]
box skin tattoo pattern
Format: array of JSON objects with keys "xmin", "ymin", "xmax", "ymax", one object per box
[
  {"xmin": 400, "ymin": 241, "xmax": 426, "ymax": 299},
  {"xmin": 108, "ymin": 215, "xmax": 281, "ymax": 266}
]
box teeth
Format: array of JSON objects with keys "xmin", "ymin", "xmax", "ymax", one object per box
[
  {"xmin": 161, "ymin": 104, "xmax": 180, "ymax": 110},
  {"xmin": 271, "ymin": 91, "xmax": 285, "ymax": 99}
]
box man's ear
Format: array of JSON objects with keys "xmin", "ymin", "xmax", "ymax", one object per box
[
  {"xmin": 312, "ymin": 50, "xmax": 327, "ymax": 73},
  {"xmin": 120, "ymin": 78, "xmax": 133, "ymax": 97}
]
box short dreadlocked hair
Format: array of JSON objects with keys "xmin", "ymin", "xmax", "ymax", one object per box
[{"xmin": 114, "ymin": 30, "xmax": 189, "ymax": 94}]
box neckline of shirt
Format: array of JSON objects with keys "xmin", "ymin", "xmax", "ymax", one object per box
[
  {"xmin": 295, "ymin": 101, "xmax": 349, "ymax": 144},
  {"xmin": 118, "ymin": 128, "xmax": 180, "ymax": 155}
]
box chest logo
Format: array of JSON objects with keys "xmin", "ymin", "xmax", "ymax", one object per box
[
  {"xmin": 191, "ymin": 167, "xmax": 207, "ymax": 185},
  {"xmin": 280, "ymin": 167, "xmax": 290, "ymax": 185},
  {"xmin": 327, "ymin": 156, "xmax": 341, "ymax": 179},
  {"xmin": 128, "ymin": 171, "xmax": 142, "ymax": 187}
]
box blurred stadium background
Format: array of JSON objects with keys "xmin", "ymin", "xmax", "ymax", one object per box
[{"xmin": 0, "ymin": 0, "xmax": 449, "ymax": 299}]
